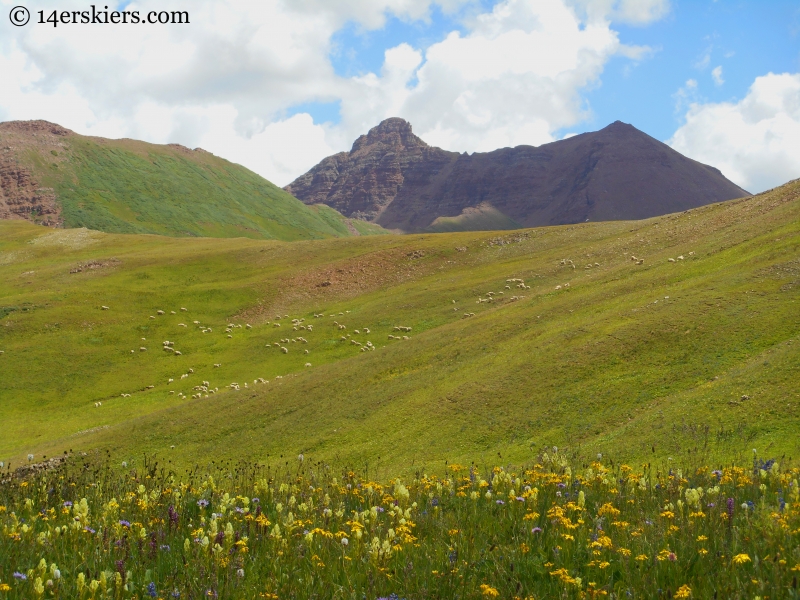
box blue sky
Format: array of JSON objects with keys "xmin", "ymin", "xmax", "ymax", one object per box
[{"xmin": 298, "ymin": 0, "xmax": 800, "ymax": 144}]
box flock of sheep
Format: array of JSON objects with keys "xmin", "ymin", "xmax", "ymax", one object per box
[{"xmin": 86, "ymin": 249, "xmax": 696, "ymax": 411}]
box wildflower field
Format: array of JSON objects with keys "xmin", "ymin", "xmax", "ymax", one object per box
[{"xmin": 1, "ymin": 452, "xmax": 799, "ymax": 599}]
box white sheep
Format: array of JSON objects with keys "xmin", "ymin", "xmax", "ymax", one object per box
[
  {"xmin": 157, "ymin": 310, "xmax": 165, "ymax": 315},
  {"xmin": 214, "ymin": 363, "xmax": 221, "ymax": 368},
  {"xmin": 305, "ymin": 362, "xmax": 312, "ymax": 367},
  {"xmin": 140, "ymin": 347, "xmax": 147, "ymax": 351},
  {"xmin": 281, "ymin": 347, "xmax": 288, "ymax": 354},
  {"xmin": 101, "ymin": 305, "xmax": 109, "ymax": 310},
  {"xmin": 181, "ymin": 308, "xmax": 187, "ymax": 312},
  {"xmin": 174, "ymin": 351, "xmax": 182, "ymax": 356}
]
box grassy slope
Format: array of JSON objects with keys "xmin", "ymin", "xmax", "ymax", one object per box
[
  {"xmin": 18, "ymin": 134, "xmax": 384, "ymax": 241},
  {"xmin": 0, "ymin": 180, "xmax": 798, "ymax": 474}
]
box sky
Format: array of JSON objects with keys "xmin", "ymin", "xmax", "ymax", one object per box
[{"xmin": 1, "ymin": 0, "xmax": 799, "ymax": 192}]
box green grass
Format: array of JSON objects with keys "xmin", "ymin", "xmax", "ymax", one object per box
[
  {"xmin": 1, "ymin": 454, "xmax": 798, "ymax": 599},
  {"xmin": 12, "ymin": 134, "xmax": 385, "ymax": 241},
  {"xmin": 0, "ymin": 180, "xmax": 798, "ymax": 474}
]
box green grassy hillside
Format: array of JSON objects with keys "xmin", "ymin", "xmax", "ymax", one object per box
[
  {"xmin": 0, "ymin": 179, "xmax": 798, "ymax": 474},
  {"xmin": 1, "ymin": 122, "xmax": 387, "ymax": 240}
]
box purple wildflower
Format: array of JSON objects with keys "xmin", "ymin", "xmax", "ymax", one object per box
[
  {"xmin": 84, "ymin": 526, "xmax": 96, "ymax": 534},
  {"xmin": 168, "ymin": 505, "xmax": 179, "ymax": 528},
  {"xmin": 557, "ymin": 482, "xmax": 567, "ymax": 489},
  {"xmin": 63, "ymin": 501, "xmax": 73, "ymax": 508},
  {"xmin": 235, "ymin": 507, "xmax": 244, "ymax": 514},
  {"xmin": 251, "ymin": 498, "xmax": 259, "ymax": 504},
  {"xmin": 160, "ymin": 544, "xmax": 171, "ymax": 552},
  {"xmin": 496, "ymin": 499, "xmax": 505, "ymax": 505},
  {"xmin": 531, "ymin": 527, "xmax": 543, "ymax": 534},
  {"xmin": 712, "ymin": 470, "xmax": 723, "ymax": 479},
  {"xmin": 516, "ymin": 497, "xmax": 525, "ymax": 502},
  {"xmin": 147, "ymin": 582, "xmax": 157, "ymax": 597},
  {"xmin": 726, "ymin": 497, "xmax": 735, "ymax": 524},
  {"xmin": 119, "ymin": 520, "xmax": 131, "ymax": 528},
  {"xmin": 197, "ymin": 499, "xmax": 209, "ymax": 509},
  {"xmin": 13, "ymin": 572, "xmax": 27, "ymax": 581}
]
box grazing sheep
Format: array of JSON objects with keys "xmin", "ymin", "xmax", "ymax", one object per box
[
  {"xmin": 273, "ymin": 323, "xmax": 281, "ymax": 328},
  {"xmin": 189, "ymin": 368, "xmax": 194, "ymax": 373},
  {"xmin": 677, "ymin": 255, "xmax": 684, "ymax": 260},
  {"xmin": 168, "ymin": 378, "xmax": 174, "ymax": 383},
  {"xmin": 140, "ymin": 347, "xmax": 147, "ymax": 351},
  {"xmin": 178, "ymin": 323, "xmax": 187, "ymax": 327},
  {"xmin": 305, "ymin": 362, "xmax": 312, "ymax": 367},
  {"xmin": 157, "ymin": 310, "xmax": 165, "ymax": 315},
  {"xmin": 174, "ymin": 351, "xmax": 182, "ymax": 356},
  {"xmin": 227, "ymin": 335, "xmax": 233, "ymax": 339},
  {"xmin": 281, "ymin": 347, "xmax": 288, "ymax": 354},
  {"xmin": 304, "ymin": 349, "xmax": 309, "ymax": 354},
  {"xmin": 149, "ymin": 316, "xmax": 155, "ymax": 320},
  {"xmin": 193, "ymin": 320, "xmax": 200, "ymax": 324},
  {"xmin": 402, "ymin": 335, "xmax": 409, "ymax": 340},
  {"xmin": 181, "ymin": 308, "xmax": 187, "ymax": 312},
  {"xmin": 246, "ymin": 324, "xmax": 252, "ymax": 329},
  {"xmin": 170, "ymin": 311, "xmax": 176, "ymax": 315},
  {"xmin": 555, "ymin": 285, "xmax": 562, "ymax": 290},
  {"xmin": 101, "ymin": 305, "xmax": 109, "ymax": 310},
  {"xmin": 214, "ymin": 363, "xmax": 221, "ymax": 368},
  {"xmin": 363, "ymin": 328, "xmax": 370, "ymax": 334},
  {"xmin": 354, "ymin": 329, "xmax": 360, "ymax": 334},
  {"xmin": 668, "ymin": 258, "xmax": 675, "ymax": 263}
]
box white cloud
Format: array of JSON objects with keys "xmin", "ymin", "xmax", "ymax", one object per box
[
  {"xmin": 711, "ymin": 65, "xmax": 724, "ymax": 86},
  {"xmin": 345, "ymin": 0, "xmax": 656, "ymax": 152},
  {"xmin": 669, "ymin": 72, "xmax": 800, "ymax": 193},
  {"xmin": 0, "ymin": 0, "xmax": 664, "ymax": 185}
]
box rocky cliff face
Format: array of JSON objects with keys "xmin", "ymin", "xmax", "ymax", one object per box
[
  {"xmin": 0, "ymin": 121, "xmax": 69, "ymax": 226},
  {"xmin": 285, "ymin": 118, "xmax": 456, "ymax": 221},
  {"xmin": 285, "ymin": 118, "xmax": 750, "ymax": 232}
]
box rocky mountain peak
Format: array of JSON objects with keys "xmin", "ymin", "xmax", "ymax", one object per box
[
  {"xmin": 286, "ymin": 119, "xmax": 749, "ymax": 232},
  {"xmin": 351, "ymin": 117, "xmax": 427, "ymax": 153}
]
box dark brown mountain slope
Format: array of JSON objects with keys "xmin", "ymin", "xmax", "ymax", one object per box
[{"xmin": 285, "ymin": 118, "xmax": 749, "ymax": 232}]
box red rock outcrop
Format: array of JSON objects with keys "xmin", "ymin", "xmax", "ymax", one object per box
[
  {"xmin": 0, "ymin": 120, "xmax": 69, "ymax": 226},
  {"xmin": 285, "ymin": 119, "xmax": 750, "ymax": 232}
]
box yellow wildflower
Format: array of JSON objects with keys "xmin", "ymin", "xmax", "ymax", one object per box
[
  {"xmin": 480, "ymin": 584, "xmax": 500, "ymax": 597},
  {"xmin": 732, "ymin": 553, "xmax": 751, "ymax": 565},
  {"xmin": 674, "ymin": 584, "xmax": 692, "ymax": 599}
]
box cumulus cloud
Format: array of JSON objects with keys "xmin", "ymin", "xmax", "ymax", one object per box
[
  {"xmin": 669, "ymin": 72, "xmax": 800, "ymax": 193},
  {"xmin": 344, "ymin": 0, "xmax": 656, "ymax": 152},
  {"xmin": 0, "ymin": 0, "xmax": 663, "ymax": 185}
]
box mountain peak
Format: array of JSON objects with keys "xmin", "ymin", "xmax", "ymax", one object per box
[
  {"xmin": 287, "ymin": 119, "xmax": 749, "ymax": 232},
  {"xmin": 351, "ymin": 117, "xmax": 427, "ymax": 153}
]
